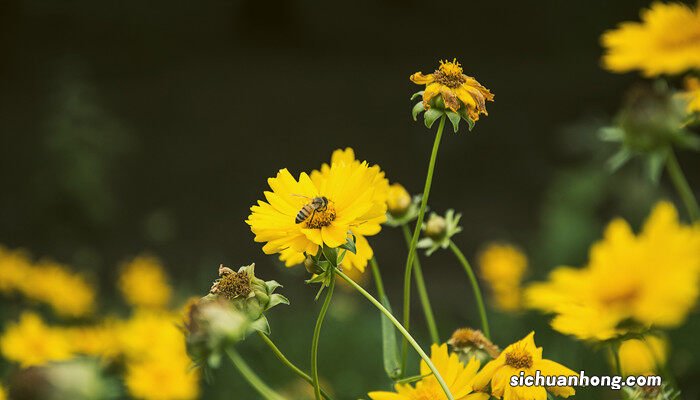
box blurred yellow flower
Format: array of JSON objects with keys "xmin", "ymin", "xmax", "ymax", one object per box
[
  {"xmin": 683, "ymin": 76, "xmax": 700, "ymax": 113},
  {"xmin": 247, "ymin": 149, "xmax": 387, "ymax": 272},
  {"xmin": 478, "ymin": 243, "xmax": 528, "ymax": 312},
  {"xmin": 66, "ymin": 319, "xmax": 124, "ymax": 360},
  {"xmin": 125, "ymin": 354, "xmax": 199, "ymax": 400},
  {"xmin": 601, "ymin": 2, "xmax": 700, "ymax": 76},
  {"xmin": 411, "ymin": 59, "xmax": 494, "ymax": 120},
  {"xmin": 472, "ymin": 332, "xmax": 576, "ymax": 400},
  {"xmin": 0, "ymin": 248, "xmax": 94, "ymax": 317},
  {"xmin": 387, "ymin": 183, "xmax": 411, "ymax": 217},
  {"xmin": 526, "ymin": 201, "xmax": 700, "ymax": 340},
  {"xmin": 26, "ymin": 260, "xmax": 95, "ymax": 317},
  {"xmin": 0, "ymin": 312, "xmax": 73, "ymax": 367},
  {"xmin": 368, "ymin": 343, "xmax": 488, "ymax": 400},
  {"xmin": 119, "ymin": 255, "xmax": 173, "ymax": 309},
  {"xmin": 0, "ymin": 246, "xmax": 31, "ymax": 293},
  {"xmin": 0, "ymin": 384, "xmax": 5, "ymax": 400},
  {"xmin": 119, "ymin": 310, "xmax": 186, "ymax": 361},
  {"xmin": 618, "ymin": 335, "xmax": 667, "ymax": 376}
]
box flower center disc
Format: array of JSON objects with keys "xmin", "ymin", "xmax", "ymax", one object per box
[
  {"xmin": 505, "ymin": 349, "xmax": 533, "ymax": 369},
  {"xmin": 435, "ymin": 59, "xmax": 467, "ymax": 88},
  {"xmin": 305, "ymin": 203, "xmax": 337, "ymax": 229}
]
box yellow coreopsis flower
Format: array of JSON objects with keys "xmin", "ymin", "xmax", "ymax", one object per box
[
  {"xmin": 0, "ymin": 384, "xmax": 5, "ymax": 400},
  {"xmin": 118, "ymin": 310, "xmax": 187, "ymax": 361},
  {"xmin": 125, "ymin": 354, "xmax": 200, "ymax": 400},
  {"xmin": 247, "ymin": 151, "xmax": 387, "ymax": 272},
  {"xmin": 472, "ymin": 332, "xmax": 576, "ymax": 400},
  {"xmin": 478, "ymin": 243, "xmax": 528, "ymax": 312},
  {"xmin": 0, "ymin": 246, "xmax": 31, "ymax": 293},
  {"xmin": 368, "ymin": 343, "xmax": 489, "ymax": 400},
  {"xmin": 0, "ymin": 313, "xmax": 73, "ymax": 367},
  {"xmin": 601, "ymin": 2, "xmax": 700, "ymax": 76},
  {"xmin": 119, "ymin": 255, "xmax": 173, "ymax": 309},
  {"xmin": 23, "ymin": 260, "xmax": 95, "ymax": 317},
  {"xmin": 618, "ymin": 335, "xmax": 667, "ymax": 376},
  {"xmin": 526, "ymin": 201, "xmax": 700, "ymax": 341},
  {"xmin": 66, "ymin": 319, "xmax": 124, "ymax": 360},
  {"xmin": 683, "ymin": 76, "xmax": 700, "ymax": 113},
  {"xmin": 411, "ymin": 59, "xmax": 494, "ymax": 121}
]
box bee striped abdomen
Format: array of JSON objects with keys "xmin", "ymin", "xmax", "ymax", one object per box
[{"xmin": 295, "ymin": 205, "xmax": 313, "ymax": 224}]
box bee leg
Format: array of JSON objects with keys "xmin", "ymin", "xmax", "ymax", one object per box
[{"xmin": 307, "ymin": 209, "xmax": 317, "ymax": 226}]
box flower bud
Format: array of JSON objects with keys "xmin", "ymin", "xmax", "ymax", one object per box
[
  {"xmin": 387, "ymin": 184, "xmax": 412, "ymax": 217},
  {"xmin": 424, "ymin": 214, "xmax": 447, "ymax": 240},
  {"xmin": 448, "ymin": 327, "xmax": 500, "ymax": 365}
]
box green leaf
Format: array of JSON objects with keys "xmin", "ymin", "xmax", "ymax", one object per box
[
  {"xmin": 410, "ymin": 91, "xmax": 424, "ymax": 101},
  {"xmin": 607, "ymin": 149, "xmax": 632, "ymax": 172},
  {"xmin": 395, "ymin": 372, "xmax": 433, "ymax": 385},
  {"xmin": 339, "ymin": 234, "xmax": 357, "ymax": 254},
  {"xmin": 424, "ymin": 108, "xmax": 443, "ymax": 129},
  {"xmin": 465, "ymin": 116, "xmax": 475, "ymax": 131},
  {"xmin": 646, "ymin": 149, "xmax": 668, "ymax": 184},
  {"xmin": 250, "ymin": 316, "xmax": 271, "ymax": 334},
  {"xmin": 412, "ymin": 102, "xmax": 425, "ymax": 121},
  {"xmin": 322, "ymin": 246, "xmax": 338, "ymax": 267},
  {"xmin": 379, "ymin": 294, "xmax": 402, "ymax": 379},
  {"xmin": 446, "ymin": 111, "xmax": 460, "ymax": 133}
]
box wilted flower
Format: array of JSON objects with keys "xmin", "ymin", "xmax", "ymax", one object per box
[
  {"xmin": 448, "ymin": 327, "xmax": 500, "ymax": 364},
  {"xmin": 526, "ymin": 202, "xmax": 700, "ymax": 341},
  {"xmin": 411, "ymin": 59, "xmax": 494, "ymax": 132},
  {"xmin": 368, "ymin": 343, "xmax": 486, "ymax": 400},
  {"xmin": 0, "ymin": 312, "xmax": 73, "ymax": 367},
  {"xmin": 185, "ymin": 264, "xmax": 288, "ymax": 368},
  {"xmin": 478, "ymin": 243, "xmax": 528, "ymax": 312},
  {"xmin": 601, "ymin": 2, "xmax": 700, "ymax": 77},
  {"xmin": 118, "ymin": 255, "xmax": 172, "ymax": 309},
  {"xmin": 417, "ymin": 209, "xmax": 463, "ymax": 255},
  {"xmin": 472, "ymin": 332, "xmax": 576, "ymax": 400}
]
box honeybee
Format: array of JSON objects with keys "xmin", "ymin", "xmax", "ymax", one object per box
[{"xmin": 295, "ymin": 196, "xmax": 329, "ymax": 224}]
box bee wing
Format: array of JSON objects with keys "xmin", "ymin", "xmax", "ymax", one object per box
[{"xmin": 291, "ymin": 194, "xmax": 312, "ymax": 200}]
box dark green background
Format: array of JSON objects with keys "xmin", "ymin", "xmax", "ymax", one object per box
[{"xmin": 1, "ymin": 0, "xmax": 699, "ymax": 398}]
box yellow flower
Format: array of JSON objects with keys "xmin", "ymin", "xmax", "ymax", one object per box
[
  {"xmin": 478, "ymin": 243, "xmax": 528, "ymax": 312},
  {"xmin": 601, "ymin": 2, "xmax": 700, "ymax": 76},
  {"xmin": 119, "ymin": 255, "xmax": 173, "ymax": 309},
  {"xmin": 23, "ymin": 260, "xmax": 95, "ymax": 317},
  {"xmin": 0, "ymin": 246, "xmax": 31, "ymax": 293},
  {"xmin": 118, "ymin": 310, "xmax": 187, "ymax": 361},
  {"xmin": 618, "ymin": 335, "xmax": 667, "ymax": 376},
  {"xmin": 125, "ymin": 354, "xmax": 199, "ymax": 400},
  {"xmin": 682, "ymin": 76, "xmax": 700, "ymax": 113},
  {"xmin": 472, "ymin": 332, "xmax": 576, "ymax": 400},
  {"xmin": 0, "ymin": 384, "xmax": 5, "ymax": 400},
  {"xmin": 387, "ymin": 183, "xmax": 411, "ymax": 217},
  {"xmin": 368, "ymin": 343, "xmax": 488, "ymax": 400},
  {"xmin": 66, "ymin": 319, "xmax": 124, "ymax": 359},
  {"xmin": 411, "ymin": 59, "xmax": 494, "ymax": 120},
  {"xmin": 0, "ymin": 312, "xmax": 73, "ymax": 367},
  {"xmin": 247, "ymin": 149, "xmax": 387, "ymax": 272},
  {"xmin": 526, "ymin": 201, "xmax": 700, "ymax": 340}
]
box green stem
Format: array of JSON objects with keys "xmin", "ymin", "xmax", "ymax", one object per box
[
  {"xmin": 226, "ymin": 347, "xmax": 287, "ymax": 400},
  {"xmin": 257, "ymin": 332, "xmax": 335, "ymax": 400},
  {"xmin": 335, "ymin": 267, "xmax": 455, "ymax": 400},
  {"xmin": 311, "ymin": 275, "xmax": 335, "ymax": 400},
  {"xmin": 402, "ymin": 115, "xmax": 446, "ymax": 371},
  {"xmin": 370, "ymin": 257, "xmax": 386, "ymax": 299},
  {"xmin": 666, "ymin": 149, "xmax": 700, "ymax": 222},
  {"xmin": 448, "ymin": 240, "xmax": 490, "ymax": 339},
  {"xmin": 401, "ymin": 224, "xmax": 439, "ymax": 344}
]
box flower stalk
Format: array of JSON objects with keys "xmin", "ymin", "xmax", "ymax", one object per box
[
  {"xmin": 448, "ymin": 240, "xmax": 490, "ymax": 339},
  {"xmin": 226, "ymin": 347, "xmax": 287, "ymax": 400},
  {"xmin": 257, "ymin": 332, "xmax": 334, "ymax": 400},
  {"xmin": 311, "ymin": 272, "xmax": 335, "ymax": 400},
  {"xmin": 665, "ymin": 150, "xmax": 700, "ymax": 222},
  {"xmin": 401, "ymin": 115, "xmax": 446, "ymax": 371},
  {"xmin": 401, "ymin": 224, "xmax": 439, "ymax": 343},
  {"xmin": 335, "ymin": 267, "xmax": 455, "ymax": 400}
]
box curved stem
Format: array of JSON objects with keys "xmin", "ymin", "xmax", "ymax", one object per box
[
  {"xmin": 311, "ymin": 276, "xmax": 335, "ymax": 400},
  {"xmin": 401, "ymin": 224, "xmax": 439, "ymax": 344},
  {"xmin": 257, "ymin": 332, "xmax": 334, "ymax": 400},
  {"xmin": 448, "ymin": 240, "xmax": 490, "ymax": 339},
  {"xmin": 402, "ymin": 115, "xmax": 446, "ymax": 371},
  {"xmin": 370, "ymin": 257, "xmax": 386, "ymax": 299},
  {"xmin": 226, "ymin": 347, "xmax": 287, "ymax": 400},
  {"xmin": 666, "ymin": 149, "xmax": 700, "ymax": 222},
  {"xmin": 335, "ymin": 267, "xmax": 455, "ymax": 400}
]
